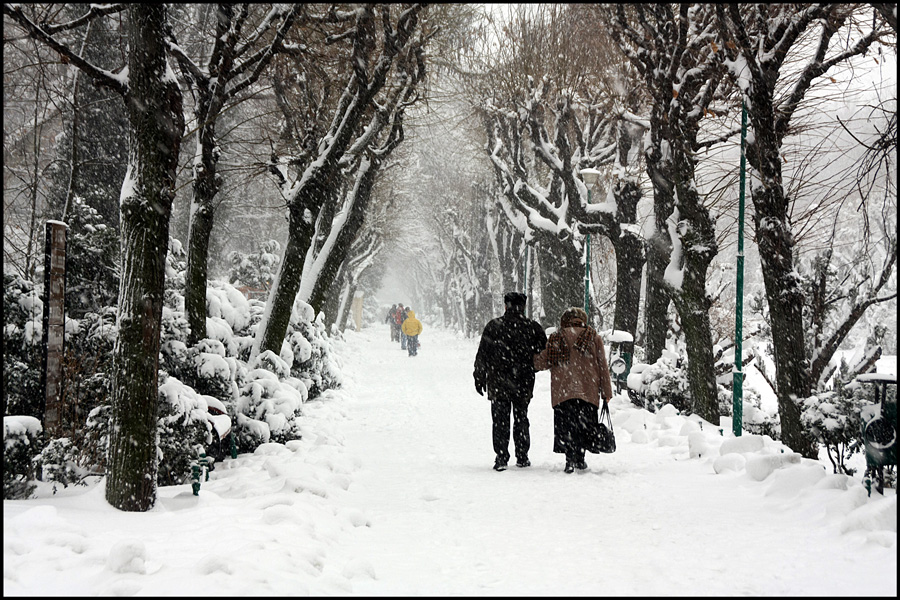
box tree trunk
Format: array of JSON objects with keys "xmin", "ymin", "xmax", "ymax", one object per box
[
  {"xmin": 256, "ymin": 205, "xmax": 315, "ymax": 356},
  {"xmin": 752, "ymin": 182, "xmax": 817, "ymax": 456},
  {"xmin": 671, "ymin": 161, "xmax": 720, "ymax": 424},
  {"xmin": 673, "ymin": 253, "xmax": 719, "ymax": 424},
  {"xmin": 643, "ymin": 155, "xmax": 675, "ymax": 363},
  {"xmin": 609, "ymin": 178, "xmax": 644, "ymax": 345},
  {"xmin": 536, "ymin": 238, "xmax": 583, "ymax": 328},
  {"xmin": 305, "ymin": 159, "xmax": 377, "ymax": 316},
  {"xmin": 184, "ymin": 122, "xmax": 220, "ymax": 347},
  {"xmin": 745, "ymin": 81, "xmax": 818, "ymax": 458},
  {"xmin": 336, "ymin": 282, "xmax": 355, "ymax": 333},
  {"xmin": 107, "ymin": 3, "xmax": 184, "ymax": 512}
]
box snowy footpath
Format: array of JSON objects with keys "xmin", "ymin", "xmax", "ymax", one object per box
[{"xmin": 3, "ymin": 323, "xmax": 897, "ymax": 596}]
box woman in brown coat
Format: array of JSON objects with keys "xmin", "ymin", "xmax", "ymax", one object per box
[{"xmin": 534, "ymin": 307, "xmax": 614, "ymax": 473}]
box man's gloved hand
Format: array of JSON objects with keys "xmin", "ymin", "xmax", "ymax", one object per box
[{"xmin": 475, "ymin": 381, "xmax": 485, "ymax": 396}]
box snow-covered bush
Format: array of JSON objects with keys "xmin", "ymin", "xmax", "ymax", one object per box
[
  {"xmin": 3, "ymin": 237, "xmax": 344, "ymax": 486},
  {"xmin": 164, "ymin": 238, "xmax": 187, "ymax": 310},
  {"xmin": 156, "ymin": 374, "xmax": 213, "ymax": 486},
  {"xmin": 800, "ymin": 363, "xmax": 876, "ymax": 475},
  {"xmin": 35, "ymin": 437, "xmax": 92, "ymax": 492},
  {"xmin": 3, "ymin": 416, "xmax": 42, "ymax": 499},
  {"xmin": 3, "ymin": 274, "xmax": 44, "ymax": 419},
  {"xmin": 61, "ymin": 307, "xmax": 116, "ymax": 436},
  {"xmin": 631, "ymin": 352, "xmax": 691, "ymax": 414},
  {"xmin": 289, "ymin": 307, "xmax": 342, "ymax": 398},
  {"xmin": 227, "ymin": 240, "xmax": 280, "ymax": 292},
  {"xmin": 739, "ymin": 387, "xmax": 781, "ymax": 440},
  {"xmin": 192, "ymin": 338, "xmax": 238, "ymax": 400},
  {"xmin": 64, "ymin": 196, "xmax": 119, "ymax": 318},
  {"xmin": 234, "ymin": 351, "xmax": 307, "ymax": 451}
]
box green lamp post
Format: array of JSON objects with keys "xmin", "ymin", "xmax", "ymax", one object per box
[{"xmin": 733, "ymin": 100, "xmax": 747, "ymax": 437}]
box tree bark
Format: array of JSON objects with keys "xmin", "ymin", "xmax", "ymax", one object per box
[
  {"xmin": 535, "ymin": 237, "xmax": 584, "ymax": 328},
  {"xmin": 642, "ymin": 155, "xmax": 675, "ymax": 364},
  {"xmin": 107, "ymin": 4, "xmax": 184, "ymax": 512},
  {"xmin": 305, "ymin": 158, "xmax": 378, "ymax": 316},
  {"xmin": 608, "ymin": 178, "xmax": 644, "ymax": 339},
  {"xmin": 184, "ymin": 121, "xmax": 220, "ymax": 347},
  {"xmin": 257, "ymin": 206, "xmax": 315, "ymax": 355}
]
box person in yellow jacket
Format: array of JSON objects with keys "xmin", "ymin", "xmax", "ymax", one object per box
[{"xmin": 401, "ymin": 309, "xmax": 423, "ymax": 357}]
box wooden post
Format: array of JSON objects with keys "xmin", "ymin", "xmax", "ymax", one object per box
[
  {"xmin": 351, "ymin": 292, "xmax": 364, "ymax": 332},
  {"xmin": 41, "ymin": 220, "xmax": 67, "ymax": 436}
]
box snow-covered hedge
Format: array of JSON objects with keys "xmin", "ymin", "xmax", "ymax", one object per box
[
  {"xmin": 800, "ymin": 365, "xmax": 882, "ymax": 476},
  {"xmin": 35, "ymin": 437, "xmax": 92, "ymax": 492},
  {"xmin": 157, "ymin": 374, "xmax": 214, "ymax": 486},
  {"xmin": 3, "ymin": 416, "xmax": 42, "ymax": 499},
  {"xmin": 2, "ymin": 275, "xmax": 44, "ymax": 419},
  {"xmin": 3, "ymin": 238, "xmax": 344, "ymax": 491},
  {"xmin": 233, "ymin": 351, "xmax": 308, "ymax": 451}
]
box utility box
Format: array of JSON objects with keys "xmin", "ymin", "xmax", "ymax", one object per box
[{"xmin": 604, "ymin": 329, "xmax": 634, "ymax": 394}]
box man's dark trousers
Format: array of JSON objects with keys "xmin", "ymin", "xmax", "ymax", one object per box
[{"xmin": 491, "ymin": 390, "xmax": 530, "ymax": 464}]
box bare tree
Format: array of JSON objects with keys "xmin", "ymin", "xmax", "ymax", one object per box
[
  {"xmin": 2, "ymin": 32, "xmax": 61, "ymax": 281},
  {"xmin": 254, "ymin": 4, "xmax": 428, "ymax": 357},
  {"xmin": 4, "ymin": 4, "xmax": 186, "ymax": 511},
  {"xmin": 601, "ymin": 4, "xmax": 732, "ymax": 423},
  {"xmin": 468, "ymin": 5, "xmax": 647, "ymax": 334},
  {"xmin": 715, "ymin": 3, "xmax": 885, "ymax": 456},
  {"xmin": 165, "ymin": 4, "xmax": 304, "ymax": 347}
]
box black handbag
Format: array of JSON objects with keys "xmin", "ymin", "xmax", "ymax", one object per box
[{"xmin": 597, "ymin": 403, "xmax": 616, "ymax": 453}]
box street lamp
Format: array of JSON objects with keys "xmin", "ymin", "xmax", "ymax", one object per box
[{"xmin": 579, "ymin": 168, "xmax": 601, "ymax": 316}]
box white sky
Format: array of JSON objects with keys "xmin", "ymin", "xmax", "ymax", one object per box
[{"xmin": 3, "ymin": 321, "xmax": 896, "ymax": 595}]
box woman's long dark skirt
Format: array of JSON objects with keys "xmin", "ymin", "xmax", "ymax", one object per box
[{"xmin": 553, "ymin": 398, "xmax": 601, "ymax": 459}]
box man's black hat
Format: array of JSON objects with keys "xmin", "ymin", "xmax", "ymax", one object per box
[{"xmin": 504, "ymin": 292, "xmax": 527, "ymax": 306}]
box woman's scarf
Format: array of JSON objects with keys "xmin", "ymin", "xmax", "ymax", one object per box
[{"xmin": 546, "ymin": 309, "xmax": 596, "ymax": 367}]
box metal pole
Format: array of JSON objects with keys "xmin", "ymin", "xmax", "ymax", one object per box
[
  {"xmin": 733, "ymin": 100, "xmax": 747, "ymax": 437},
  {"xmin": 584, "ymin": 189, "xmax": 591, "ymax": 315}
]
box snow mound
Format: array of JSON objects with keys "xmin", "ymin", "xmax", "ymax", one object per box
[{"xmin": 106, "ymin": 540, "xmax": 147, "ymax": 574}]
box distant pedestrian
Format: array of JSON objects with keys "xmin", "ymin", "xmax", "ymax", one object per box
[
  {"xmin": 393, "ymin": 304, "xmax": 405, "ymax": 344},
  {"xmin": 386, "ymin": 304, "xmax": 400, "ymax": 342},
  {"xmin": 473, "ymin": 292, "xmax": 547, "ymax": 471},
  {"xmin": 534, "ymin": 307, "xmax": 613, "ymax": 473},
  {"xmin": 398, "ymin": 305, "xmax": 409, "ymax": 349},
  {"xmin": 401, "ymin": 309, "xmax": 423, "ymax": 357}
]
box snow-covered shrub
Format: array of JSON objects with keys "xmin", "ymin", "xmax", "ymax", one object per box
[
  {"xmin": 81, "ymin": 404, "xmax": 111, "ymax": 475},
  {"xmin": 207, "ymin": 279, "xmax": 252, "ymax": 348},
  {"xmin": 3, "ymin": 416, "xmax": 42, "ymax": 499},
  {"xmin": 739, "ymin": 387, "xmax": 781, "ymax": 440},
  {"xmin": 61, "ymin": 307, "xmax": 116, "ymax": 437},
  {"xmin": 289, "ymin": 305, "xmax": 342, "ymax": 398},
  {"xmin": 801, "ymin": 365, "xmax": 875, "ymax": 475},
  {"xmin": 227, "ymin": 239, "xmax": 280, "ymax": 292},
  {"xmin": 191, "ymin": 338, "xmax": 238, "ymax": 401},
  {"xmin": 3, "ymin": 274, "xmax": 44, "ymax": 419},
  {"xmin": 156, "ymin": 374, "xmax": 213, "ymax": 486},
  {"xmin": 633, "ymin": 352, "xmax": 691, "ymax": 414},
  {"xmin": 164, "ymin": 238, "xmax": 187, "ymax": 310},
  {"xmin": 35, "ymin": 437, "xmax": 91, "ymax": 492},
  {"xmin": 63, "ymin": 196, "xmax": 119, "ymax": 318},
  {"xmin": 234, "ymin": 351, "xmax": 305, "ymax": 451}
]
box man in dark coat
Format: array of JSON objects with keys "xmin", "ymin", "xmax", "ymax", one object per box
[{"xmin": 473, "ymin": 291, "xmax": 547, "ymax": 471}]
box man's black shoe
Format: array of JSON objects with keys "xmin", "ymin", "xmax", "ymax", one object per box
[
  {"xmin": 493, "ymin": 459, "xmax": 508, "ymax": 471},
  {"xmin": 564, "ymin": 461, "xmax": 575, "ymax": 474},
  {"xmin": 575, "ymin": 460, "xmax": 587, "ymax": 470},
  {"xmin": 516, "ymin": 458, "xmax": 531, "ymax": 468}
]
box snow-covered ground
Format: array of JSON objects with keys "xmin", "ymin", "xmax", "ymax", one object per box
[{"xmin": 3, "ymin": 323, "xmax": 897, "ymax": 596}]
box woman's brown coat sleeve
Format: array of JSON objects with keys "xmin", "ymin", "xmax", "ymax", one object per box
[{"xmin": 595, "ymin": 334, "xmax": 614, "ymax": 402}]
